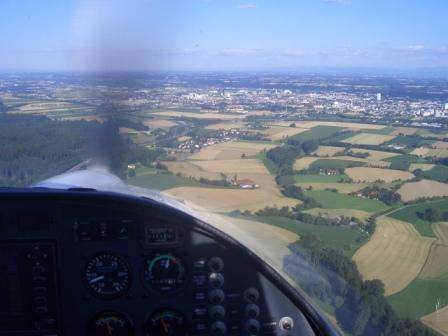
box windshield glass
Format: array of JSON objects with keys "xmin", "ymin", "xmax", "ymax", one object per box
[{"xmin": 1, "ymin": 1, "xmax": 448, "ymax": 335}]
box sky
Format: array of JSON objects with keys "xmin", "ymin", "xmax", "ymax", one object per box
[{"xmin": 0, "ymin": 0, "xmax": 447, "ymax": 71}]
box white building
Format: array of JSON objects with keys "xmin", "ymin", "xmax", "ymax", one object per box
[{"xmin": 376, "ymin": 93, "xmax": 382, "ymax": 102}]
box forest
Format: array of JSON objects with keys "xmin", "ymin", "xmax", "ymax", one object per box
[{"xmin": 0, "ymin": 114, "xmax": 165, "ymax": 186}]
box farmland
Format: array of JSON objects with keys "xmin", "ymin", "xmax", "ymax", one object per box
[
  {"xmin": 353, "ymin": 217, "xmax": 435, "ymax": 295},
  {"xmin": 398, "ymin": 179, "xmax": 448, "ymax": 202},
  {"xmin": 342, "ymin": 132, "xmax": 395, "ymax": 145},
  {"xmin": 345, "ymin": 167, "xmax": 414, "ymax": 182}
]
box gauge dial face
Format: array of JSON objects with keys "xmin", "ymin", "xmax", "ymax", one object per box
[
  {"xmin": 84, "ymin": 253, "xmax": 131, "ymax": 299},
  {"xmin": 145, "ymin": 309, "xmax": 189, "ymax": 336},
  {"xmin": 87, "ymin": 311, "xmax": 133, "ymax": 336},
  {"xmin": 143, "ymin": 254, "xmax": 186, "ymax": 293}
]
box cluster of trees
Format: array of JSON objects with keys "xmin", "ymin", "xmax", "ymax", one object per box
[
  {"xmin": 416, "ymin": 208, "xmax": 448, "ymax": 222},
  {"xmin": 255, "ymin": 205, "xmax": 361, "ymax": 227},
  {"xmin": 334, "ymin": 148, "xmax": 369, "ymax": 158},
  {"xmin": 285, "ymin": 235, "xmax": 436, "ymax": 336},
  {"xmin": 281, "ymin": 185, "xmax": 321, "ymax": 209},
  {"xmin": 0, "ymin": 114, "xmax": 165, "ymax": 186},
  {"xmin": 356, "ymin": 186, "xmax": 401, "ymax": 205},
  {"xmin": 110, "ymin": 117, "xmax": 149, "ymax": 131}
]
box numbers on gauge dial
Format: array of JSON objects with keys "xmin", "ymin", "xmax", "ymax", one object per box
[
  {"xmin": 84, "ymin": 253, "xmax": 131, "ymax": 299},
  {"xmin": 143, "ymin": 254, "xmax": 186, "ymax": 293}
]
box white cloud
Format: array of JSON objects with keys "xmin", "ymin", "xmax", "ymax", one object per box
[{"xmin": 238, "ymin": 4, "xmax": 257, "ymax": 9}]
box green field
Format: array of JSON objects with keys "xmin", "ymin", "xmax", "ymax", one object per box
[
  {"xmin": 294, "ymin": 174, "xmax": 350, "ymax": 183},
  {"xmin": 387, "ymin": 199, "xmax": 448, "ymax": 238},
  {"xmin": 422, "ymin": 165, "xmax": 448, "ymax": 183},
  {"xmin": 309, "ymin": 158, "xmax": 365, "ymax": 170},
  {"xmin": 127, "ymin": 172, "xmax": 205, "ymax": 190},
  {"xmin": 361, "ymin": 126, "xmax": 396, "ymax": 135},
  {"xmin": 385, "ymin": 154, "xmax": 427, "ymax": 170},
  {"xmin": 291, "ymin": 125, "xmax": 345, "ymax": 142},
  {"xmin": 388, "ymin": 278, "xmax": 448, "ymax": 319},
  {"xmin": 304, "ymin": 190, "xmax": 389, "ymax": 212},
  {"xmin": 386, "ymin": 135, "xmax": 434, "ymax": 147},
  {"xmin": 253, "ymin": 215, "xmax": 365, "ymax": 256}
]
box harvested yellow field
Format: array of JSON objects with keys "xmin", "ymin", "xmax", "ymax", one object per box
[
  {"xmin": 264, "ymin": 127, "xmax": 308, "ymax": 141},
  {"xmin": 413, "ymin": 147, "xmax": 448, "ymax": 158},
  {"xmin": 143, "ymin": 119, "xmax": 177, "ymax": 128},
  {"xmin": 17, "ymin": 101, "xmax": 75, "ymax": 112},
  {"xmin": 164, "ymin": 187, "xmax": 283, "ymax": 211},
  {"xmin": 421, "ymin": 305, "xmax": 448, "ymax": 336},
  {"xmin": 350, "ymin": 148, "xmax": 400, "ymax": 161},
  {"xmin": 328, "ymin": 155, "xmax": 391, "ymax": 168},
  {"xmin": 161, "ymin": 161, "xmax": 221, "ymax": 180},
  {"xmin": 391, "ymin": 127, "xmax": 420, "ymax": 136},
  {"xmin": 269, "ymin": 120, "xmax": 385, "ymax": 130},
  {"xmin": 305, "ymin": 208, "xmax": 371, "ymax": 221},
  {"xmin": 353, "ymin": 216, "xmax": 435, "ymax": 295},
  {"xmin": 313, "ymin": 146, "xmax": 344, "ymax": 157},
  {"xmin": 194, "ymin": 159, "xmax": 269, "ymax": 174},
  {"xmin": 189, "ymin": 141, "xmax": 274, "ymax": 161},
  {"xmin": 119, "ymin": 127, "xmax": 138, "ymax": 134},
  {"xmin": 205, "ymin": 122, "xmax": 245, "ymax": 130},
  {"xmin": 398, "ymin": 179, "xmax": 448, "ymax": 202},
  {"xmin": 434, "ymin": 222, "xmax": 448, "ymax": 245},
  {"xmin": 343, "ymin": 133, "xmax": 395, "ymax": 145},
  {"xmin": 434, "ymin": 141, "xmax": 448, "ymax": 150},
  {"xmin": 409, "ymin": 163, "xmax": 435, "ymax": 171},
  {"xmin": 411, "ymin": 147, "xmax": 430, "ymax": 156},
  {"xmin": 153, "ymin": 111, "xmax": 244, "ymax": 120},
  {"xmin": 346, "ymin": 167, "xmax": 414, "ymax": 182},
  {"xmin": 293, "ymin": 157, "xmax": 319, "ymax": 170},
  {"xmin": 295, "ymin": 182, "xmax": 367, "ymax": 194},
  {"xmin": 417, "ymin": 129, "xmax": 448, "ymax": 139},
  {"xmin": 420, "ymin": 245, "xmax": 448, "ymax": 280},
  {"xmin": 428, "ymin": 149, "xmax": 448, "ymax": 158},
  {"xmin": 228, "ymin": 198, "xmax": 301, "ymax": 213}
]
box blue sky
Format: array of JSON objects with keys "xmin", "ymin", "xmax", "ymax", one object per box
[{"xmin": 0, "ymin": 0, "xmax": 447, "ymax": 71}]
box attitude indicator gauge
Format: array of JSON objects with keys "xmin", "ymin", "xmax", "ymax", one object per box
[
  {"xmin": 84, "ymin": 252, "xmax": 131, "ymax": 299},
  {"xmin": 143, "ymin": 254, "xmax": 186, "ymax": 293}
]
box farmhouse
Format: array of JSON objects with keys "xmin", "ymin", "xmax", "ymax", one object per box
[{"xmin": 232, "ymin": 178, "xmax": 259, "ymax": 189}]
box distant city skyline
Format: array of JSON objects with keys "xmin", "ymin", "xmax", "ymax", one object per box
[{"xmin": 0, "ymin": 0, "xmax": 447, "ymax": 72}]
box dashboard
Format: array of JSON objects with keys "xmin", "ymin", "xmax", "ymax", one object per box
[{"xmin": 0, "ymin": 189, "xmax": 332, "ymax": 336}]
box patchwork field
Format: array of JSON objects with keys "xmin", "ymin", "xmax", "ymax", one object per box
[
  {"xmin": 398, "ymin": 179, "xmax": 448, "ymax": 202},
  {"xmin": 353, "ymin": 216, "xmax": 435, "ymax": 295},
  {"xmin": 412, "ymin": 147, "xmax": 448, "ymax": 158},
  {"xmin": 152, "ymin": 111, "xmax": 245, "ymax": 120},
  {"xmin": 205, "ymin": 122, "xmax": 246, "ymax": 130},
  {"xmin": 342, "ymin": 132, "xmax": 395, "ymax": 145},
  {"xmin": 304, "ymin": 208, "xmax": 371, "ymax": 222},
  {"xmin": 421, "ymin": 305, "xmax": 448, "ymax": 336},
  {"xmin": 189, "ymin": 141, "xmax": 274, "ymax": 161},
  {"xmin": 433, "ymin": 222, "xmax": 448, "ymax": 245},
  {"xmin": 164, "ymin": 187, "xmax": 288, "ymax": 212},
  {"xmin": 291, "ymin": 126, "xmax": 345, "ymax": 141},
  {"xmin": 345, "ymin": 167, "xmax": 414, "ymax": 182},
  {"xmin": 193, "ymin": 158, "xmax": 269, "ymax": 174},
  {"xmin": 316, "ymin": 156, "xmax": 390, "ymax": 168},
  {"xmin": 420, "ymin": 244, "xmax": 448, "ymax": 280},
  {"xmin": 304, "ymin": 190, "xmax": 388, "ymax": 212},
  {"xmin": 143, "ymin": 119, "xmax": 177, "ymax": 128},
  {"xmin": 349, "ymin": 148, "xmax": 400, "ymax": 160},
  {"xmin": 293, "ymin": 157, "xmax": 319, "ymax": 170},
  {"xmin": 263, "ymin": 126, "xmax": 308, "ymax": 140},
  {"xmin": 161, "ymin": 161, "xmax": 222, "ymax": 180},
  {"xmin": 313, "ymin": 146, "xmax": 344, "ymax": 157},
  {"xmin": 391, "ymin": 127, "xmax": 420, "ymax": 136},
  {"xmin": 434, "ymin": 141, "xmax": 448, "ymax": 149},
  {"xmin": 295, "ymin": 182, "xmax": 367, "ymax": 194},
  {"xmin": 409, "ymin": 163, "xmax": 435, "ymax": 171}
]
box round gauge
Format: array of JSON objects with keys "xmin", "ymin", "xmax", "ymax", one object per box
[
  {"xmin": 86, "ymin": 311, "xmax": 133, "ymax": 336},
  {"xmin": 142, "ymin": 254, "xmax": 186, "ymax": 293},
  {"xmin": 144, "ymin": 309, "xmax": 189, "ymax": 336},
  {"xmin": 84, "ymin": 252, "xmax": 131, "ymax": 299}
]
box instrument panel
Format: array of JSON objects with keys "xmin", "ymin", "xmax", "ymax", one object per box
[{"xmin": 0, "ymin": 190, "xmax": 319, "ymax": 336}]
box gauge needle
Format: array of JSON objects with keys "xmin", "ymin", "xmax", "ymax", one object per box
[
  {"xmin": 161, "ymin": 318, "xmax": 169, "ymax": 332},
  {"xmin": 89, "ymin": 275, "xmax": 105, "ymax": 284}
]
